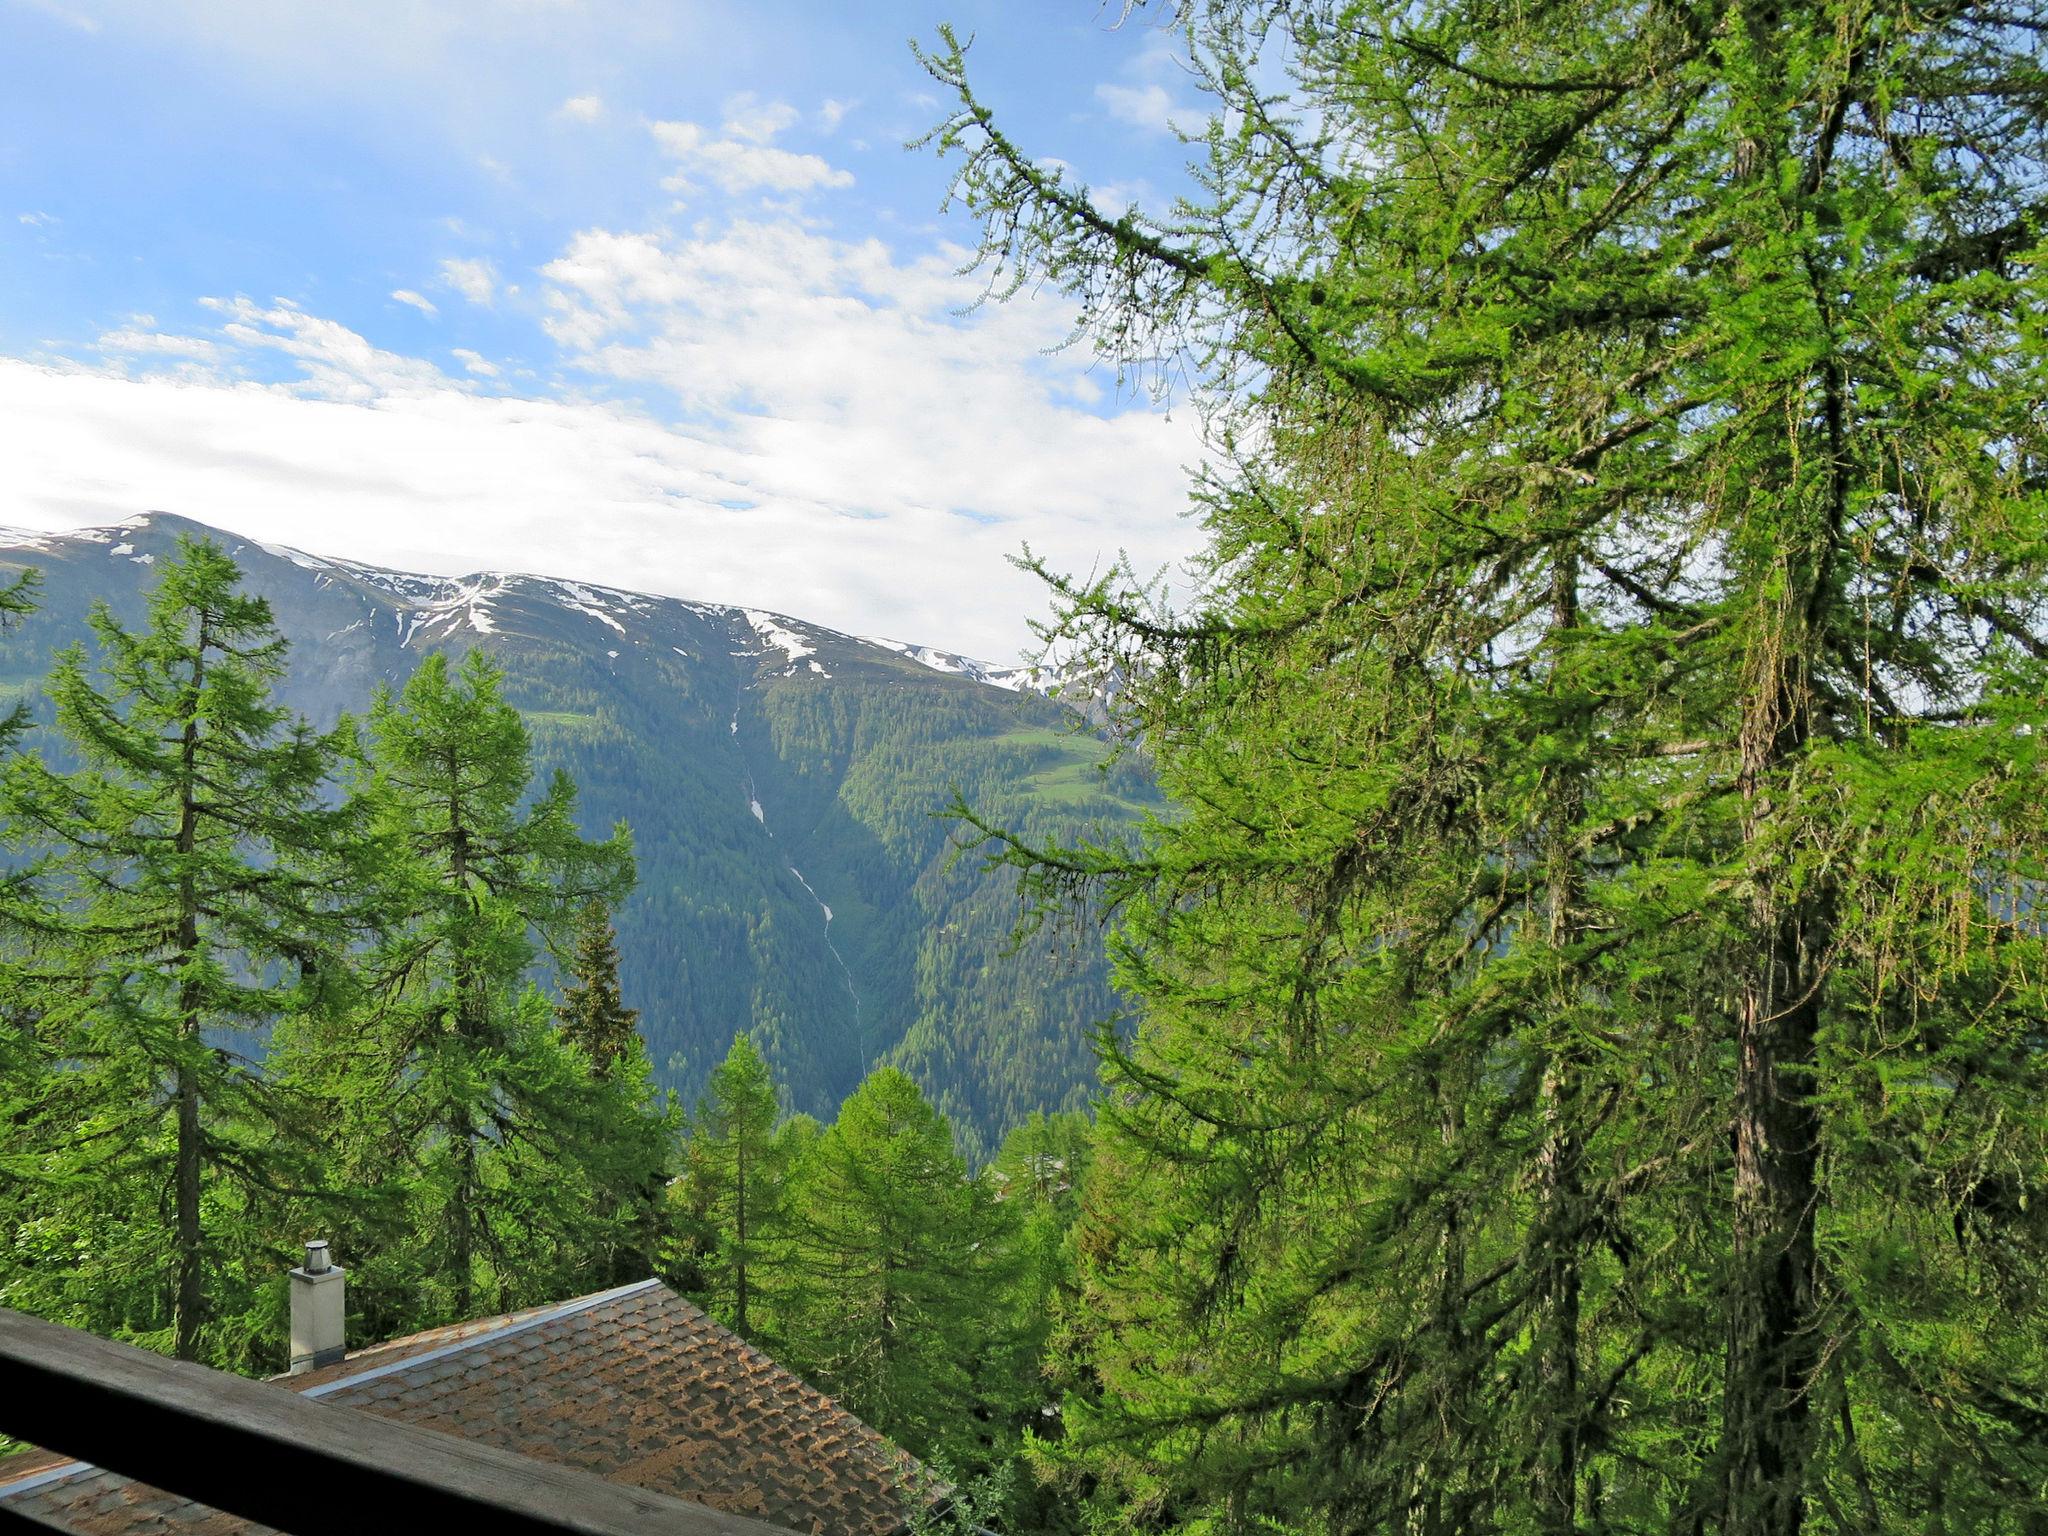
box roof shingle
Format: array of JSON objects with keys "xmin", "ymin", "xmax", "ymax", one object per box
[{"xmin": 0, "ymin": 1280, "xmax": 921, "ymax": 1536}]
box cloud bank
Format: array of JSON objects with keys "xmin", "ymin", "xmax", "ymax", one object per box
[{"xmin": 4, "ymin": 95, "xmax": 1202, "ymax": 659}]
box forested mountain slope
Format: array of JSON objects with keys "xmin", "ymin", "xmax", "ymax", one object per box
[{"xmin": 0, "ymin": 512, "xmax": 1150, "ymax": 1154}]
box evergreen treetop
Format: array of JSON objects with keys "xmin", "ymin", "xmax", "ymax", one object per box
[
  {"xmin": 682, "ymin": 1032, "xmax": 787, "ymax": 1340},
  {"xmin": 0, "ymin": 536, "xmax": 355, "ymax": 1361},
  {"xmin": 557, "ymin": 898, "xmax": 641, "ymax": 1079},
  {"xmin": 782, "ymin": 1067, "xmax": 1024, "ymax": 1467}
]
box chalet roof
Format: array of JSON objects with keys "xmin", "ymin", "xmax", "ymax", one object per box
[{"xmin": 0, "ymin": 1279, "xmax": 922, "ymax": 1536}]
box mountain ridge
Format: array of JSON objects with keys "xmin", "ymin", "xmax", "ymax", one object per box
[
  {"xmin": 0, "ymin": 511, "xmax": 1149, "ymax": 1154},
  {"xmin": 0, "ymin": 510, "xmax": 1064, "ymax": 694}
]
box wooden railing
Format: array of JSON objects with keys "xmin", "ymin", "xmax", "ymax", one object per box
[{"xmin": 0, "ymin": 1308, "xmax": 793, "ymax": 1536}]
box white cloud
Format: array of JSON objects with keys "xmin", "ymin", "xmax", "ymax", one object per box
[
  {"xmin": 556, "ymin": 93, "xmax": 604, "ymax": 123},
  {"xmin": 0, "ymin": 208, "xmax": 1200, "ymax": 657},
  {"xmin": 0, "ymin": 351, "xmax": 1195, "ymax": 660},
  {"xmin": 1088, "ymin": 179, "xmax": 1162, "ymax": 219},
  {"xmin": 719, "ymin": 92, "xmax": 798, "ymax": 145},
  {"xmin": 648, "ymin": 120, "xmax": 853, "ymax": 198},
  {"xmin": 0, "ymin": 56, "xmax": 1207, "ymax": 659},
  {"xmin": 533, "ymin": 215, "xmax": 1198, "ymax": 614},
  {"xmin": 203, "ymin": 294, "xmax": 466, "ymax": 401},
  {"xmin": 439, "ymin": 257, "xmax": 498, "ymax": 306},
  {"xmin": 18, "ymin": 0, "xmax": 98, "ymax": 32},
  {"xmin": 1096, "ymin": 80, "xmax": 1203, "ymax": 137},
  {"xmin": 96, "ymin": 327, "xmax": 222, "ymax": 362},
  {"xmin": 17, "ymin": 211, "xmax": 57, "ymax": 227}
]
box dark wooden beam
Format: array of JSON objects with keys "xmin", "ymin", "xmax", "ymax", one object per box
[
  {"xmin": 0, "ymin": 1494, "xmax": 74, "ymax": 1534},
  {"xmin": 0, "ymin": 1308, "xmax": 794, "ymax": 1536}
]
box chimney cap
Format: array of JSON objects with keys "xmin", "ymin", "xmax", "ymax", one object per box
[{"xmin": 303, "ymin": 1239, "xmax": 331, "ymax": 1275}]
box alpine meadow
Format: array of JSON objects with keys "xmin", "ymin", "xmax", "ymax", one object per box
[{"xmin": 2, "ymin": 3, "xmax": 2047, "ymax": 1535}]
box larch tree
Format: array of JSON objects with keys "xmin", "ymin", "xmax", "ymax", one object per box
[
  {"xmin": 0, "ymin": 539, "xmax": 352, "ymax": 1362},
  {"xmin": 0, "ymin": 566, "xmax": 45, "ymax": 1127},
  {"xmin": 928, "ymin": 2, "xmax": 2048, "ymax": 1532},
  {"xmin": 782, "ymin": 1068, "xmax": 1023, "ymax": 1468},
  {"xmin": 294, "ymin": 649, "xmax": 653, "ymax": 1326},
  {"xmin": 556, "ymin": 894, "xmax": 672, "ymax": 1287},
  {"xmin": 682, "ymin": 1031, "xmax": 787, "ymax": 1340}
]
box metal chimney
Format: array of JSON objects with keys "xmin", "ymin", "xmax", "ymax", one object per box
[{"xmin": 288, "ymin": 1239, "xmax": 346, "ymax": 1375}]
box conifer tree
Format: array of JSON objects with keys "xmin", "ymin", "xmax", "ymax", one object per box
[
  {"xmin": 554, "ymin": 895, "xmax": 671, "ymax": 1287},
  {"xmin": 0, "ymin": 566, "xmax": 45, "ymax": 1120},
  {"xmin": 987, "ymin": 1110, "xmax": 1092, "ymax": 1508},
  {"xmin": 0, "ymin": 539, "xmax": 350, "ymax": 1360},
  {"xmin": 557, "ymin": 898, "xmax": 640, "ymax": 1079},
  {"xmin": 929, "ymin": 3, "xmax": 2048, "ymax": 1531},
  {"xmin": 296, "ymin": 649, "xmax": 654, "ymax": 1325},
  {"xmin": 988, "ymin": 1110, "xmax": 1090, "ymax": 1388},
  {"xmin": 781, "ymin": 1068, "xmax": 1022, "ymax": 1466},
  {"xmin": 682, "ymin": 1032, "xmax": 786, "ymax": 1339}
]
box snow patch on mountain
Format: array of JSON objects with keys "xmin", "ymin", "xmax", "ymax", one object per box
[
  {"xmin": 9, "ymin": 514, "xmax": 1091, "ymax": 706},
  {"xmin": 0, "ymin": 526, "xmax": 59, "ymax": 554},
  {"xmin": 251, "ymin": 539, "xmax": 334, "ymax": 574},
  {"xmin": 742, "ymin": 610, "xmax": 815, "ymax": 668},
  {"xmin": 546, "ymin": 579, "xmax": 630, "ymax": 635},
  {"xmin": 860, "ymin": 636, "xmax": 1045, "ymax": 693}
]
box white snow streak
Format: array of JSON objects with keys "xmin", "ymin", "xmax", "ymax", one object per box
[{"xmin": 742, "ymin": 609, "xmax": 815, "ymax": 666}]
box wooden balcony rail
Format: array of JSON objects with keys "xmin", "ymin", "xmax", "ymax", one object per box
[{"xmin": 0, "ymin": 1307, "xmax": 794, "ymax": 1536}]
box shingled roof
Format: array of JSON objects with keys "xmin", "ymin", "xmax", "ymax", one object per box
[{"xmin": 0, "ymin": 1279, "xmax": 924, "ymax": 1536}]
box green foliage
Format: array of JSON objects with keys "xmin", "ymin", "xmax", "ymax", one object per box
[
  {"xmin": 0, "ymin": 537, "xmax": 354, "ymax": 1362},
  {"xmin": 927, "ymin": 2, "xmax": 2048, "ymax": 1531},
  {"xmin": 0, "ymin": 520, "xmax": 1155, "ymax": 1162},
  {"xmin": 907, "ymin": 1456, "xmax": 1021, "ymax": 1536},
  {"xmin": 776, "ymin": 1067, "xmax": 1028, "ymax": 1467},
  {"xmin": 274, "ymin": 649, "xmax": 667, "ymax": 1336},
  {"xmin": 675, "ymin": 1032, "xmax": 791, "ymax": 1339},
  {"xmin": 557, "ymin": 898, "xmax": 642, "ymax": 1079},
  {"xmin": 495, "ymin": 634, "xmax": 1151, "ymax": 1158},
  {"xmin": 0, "ymin": 544, "xmax": 1079, "ymax": 1525}
]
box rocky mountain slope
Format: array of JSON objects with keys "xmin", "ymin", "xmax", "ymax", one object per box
[{"xmin": 0, "ymin": 513, "xmax": 1152, "ymax": 1154}]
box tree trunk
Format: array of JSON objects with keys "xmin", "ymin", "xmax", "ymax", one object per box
[
  {"xmin": 1534, "ymin": 610, "xmax": 1585, "ymax": 1528},
  {"xmin": 1414, "ymin": 1092, "xmax": 1470, "ymax": 1536},
  {"xmin": 451, "ymin": 1108, "xmax": 476, "ymax": 1319},
  {"xmin": 172, "ymin": 1064, "xmax": 203, "ymax": 1360},
  {"xmin": 1718, "ymin": 217, "xmax": 1853, "ymax": 1524},
  {"xmin": 1721, "ymin": 11, "xmax": 1840, "ymax": 1506},
  {"xmin": 1723, "ymin": 902, "xmax": 1824, "ymax": 1536},
  {"xmin": 171, "ymin": 632, "xmax": 208, "ymax": 1362},
  {"xmin": 447, "ymin": 771, "xmax": 479, "ymax": 1319},
  {"xmin": 1722, "ymin": 487, "xmax": 1837, "ymax": 1534},
  {"xmin": 734, "ymin": 1139, "xmax": 750, "ymax": 1336}
]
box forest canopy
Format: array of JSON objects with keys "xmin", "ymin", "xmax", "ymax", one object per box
[{"xmin": 926, "ymin": 0, "xmax": 2048, "ymax": 1532}]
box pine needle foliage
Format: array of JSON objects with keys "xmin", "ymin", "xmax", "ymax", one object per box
[
  {"xmin": 680, "ymin": 1031, "xmax": 790, "ymax": 1340},
  {"xmin": 925, "ymin": 2, "xmax": 2048, "ymax": 1531},
  {"xmin": 780, "ymin": 1067, "xmax": 1027, "ymax": 1468},
  {"xmin": 557, "ymin": 897, "xmax": 642, "ymax": 1079},
  {"xmin": 281, "ymin": 650, "xmax": 655, "ymax": 1330},
  {"xmin": 0, "ymin": 538, "xmax": 355, "ymax": 1363}
]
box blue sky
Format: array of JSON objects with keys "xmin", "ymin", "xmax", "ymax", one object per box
[{"xmin": 0, "ymin": 0, "xmax": 1214, "ymax": 658}]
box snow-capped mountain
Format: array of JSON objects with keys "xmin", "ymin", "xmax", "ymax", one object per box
[
  {"xmin": 0, "ymin": 512, "xmax": 1155, "ymax": 1154},
  {"xmin": 121, "ymin": 518, "xmax": 1055, "ymax": 696}
]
